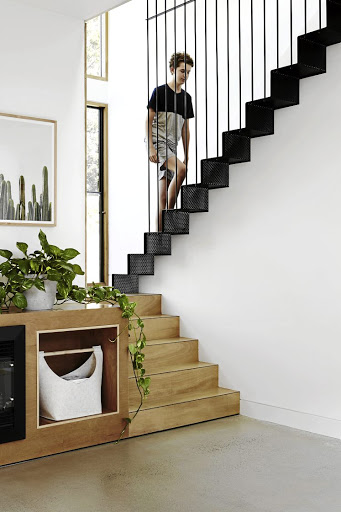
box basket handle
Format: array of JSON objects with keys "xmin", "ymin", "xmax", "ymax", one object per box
[{"xmin": 43, "ymin": 348, "xmax": 95, "ymax": 358}]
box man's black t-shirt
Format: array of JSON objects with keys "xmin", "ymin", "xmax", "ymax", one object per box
[
  {"xmin": 147, "ymin": 84, "xmax": 194, "ymax": 145},
  {"xmin": 148, "ymin": 84, "xmax": 194, "ymax": 119}
]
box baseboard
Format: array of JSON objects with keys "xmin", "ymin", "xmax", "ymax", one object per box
[{"xmin": 241, "ymin": 400, "xmax": 341, "ymax": 440}]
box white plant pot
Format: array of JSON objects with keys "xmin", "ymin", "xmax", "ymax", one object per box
[{"xmin": 24, "ymin": 279, "xmax": 57, "ymax": 311}]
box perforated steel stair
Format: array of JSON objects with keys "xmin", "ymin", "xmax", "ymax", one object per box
[{"xmin": 113, "ymin": 0, "xmax": 341, "ymax": 295}]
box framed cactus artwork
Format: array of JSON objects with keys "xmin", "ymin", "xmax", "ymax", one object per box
[{"xmin": 0, "ymin": 113, "xmax": 56, "ymax": 226}]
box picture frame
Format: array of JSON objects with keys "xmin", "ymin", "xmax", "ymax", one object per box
[{"xmin": 0, "ymin": 113, "xmax": 57, "ymax": 226}]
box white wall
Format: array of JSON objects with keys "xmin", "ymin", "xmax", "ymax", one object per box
[
  {"xmin": 0, "ymin": 0, "xmax": 85, "ymax": 273},
  {"xmin": 140, "ymin": 43, "xmax": 341, "ymax": 439}
]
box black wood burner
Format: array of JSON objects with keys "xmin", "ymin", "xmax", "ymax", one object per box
[{"xmin": 0, "ymin": 326, "xmax": 25, "ymax": 444}]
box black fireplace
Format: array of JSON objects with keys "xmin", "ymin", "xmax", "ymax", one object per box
[{"xmin": 0, "ymin": 326, "xmax": 25, "ymax": 444}]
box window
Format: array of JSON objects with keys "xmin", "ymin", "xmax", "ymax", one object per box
[
  {"xmin": 86, "ymin": 13, "xmax": 108, "ymax": 80},
  {"xmin": 86, "ymin": 104, "xmax": 108, "ymax": 285}
]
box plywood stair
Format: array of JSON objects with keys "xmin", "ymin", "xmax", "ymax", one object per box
[{"xmin": 127, "ymin": 294, "xmax": 240, "ymax": 437}]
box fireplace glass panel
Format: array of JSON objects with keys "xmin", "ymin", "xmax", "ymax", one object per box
[
  {"xmin": 0, "ymin": 326, "xmax": 25, "ymax": 445},
  {"xmin": 0, "ymin": 341, "xmax": 15, "ymax": 430}
]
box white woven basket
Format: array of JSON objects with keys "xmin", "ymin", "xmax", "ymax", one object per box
[{"xmin": 39, "ymin": 346, "xmax": 103, "ymax": 421}]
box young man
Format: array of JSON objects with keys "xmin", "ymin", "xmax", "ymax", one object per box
[{"xmin": 146, "ymin": 52, "xmax": 194, "ymax": 231}]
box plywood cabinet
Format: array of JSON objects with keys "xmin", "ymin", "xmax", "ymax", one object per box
[{"xmin": 0, "ymin": 304, "xmax": 129, "ymax": 466}]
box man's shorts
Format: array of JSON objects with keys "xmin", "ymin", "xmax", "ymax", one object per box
[
  {"xmin": 157, "ymin": 140, "xmax": 176, "ymax": 181},
  {"xmin": 145, "ymin": 138, "xmax": 177, "ymax": 181}
]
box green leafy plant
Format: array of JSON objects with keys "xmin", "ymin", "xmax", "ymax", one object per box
[{"xmin": 0, "ymin": 230, "xmax": 150, "ymax": 438}]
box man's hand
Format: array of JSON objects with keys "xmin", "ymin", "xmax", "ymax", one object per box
[{"xmin": 149, "ymin": 146, "xmax": 159, "ymax": 164}]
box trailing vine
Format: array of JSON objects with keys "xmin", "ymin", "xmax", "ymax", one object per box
[{"xmin": 67, "ymin": 284, "xmax": 150, "ymax": 440}]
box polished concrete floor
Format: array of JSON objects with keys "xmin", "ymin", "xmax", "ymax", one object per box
[{"xmin": 1, "ymin": 416, "xmax": 341, "ymax": 512}]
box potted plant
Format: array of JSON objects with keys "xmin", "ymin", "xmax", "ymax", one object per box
[
  {"xmin": 0, "ymin": 230, "xmax": 150, "ymax": 436},
  {"xmin": 0, "ymin": 230, "xmax": 84, "ymax": 311}
]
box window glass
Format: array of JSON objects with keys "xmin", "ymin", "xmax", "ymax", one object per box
[
  {"xmin": 87, "ymin": 107, "xmax": 100, "ymax": 193},
  {"xmin": 86, "ymin": 193, "xmax": 101, "ymax": 284},
  {"xmin": 86, "ymin": 106, "xmax": 105, "ymax": 284},
  {"xmin": 86, "ymin": 14, "xmax": 107, "ymax": 79}
]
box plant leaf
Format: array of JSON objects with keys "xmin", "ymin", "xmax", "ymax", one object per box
[
  {"xmin": 57, "ymin": 281, "xmax": 69, "ymax": 299},
  {"xmin": 30, "ymin": 260, "xmax": 40, "ymax": 272},
  {"xmin": 72, "ymin": 264, "xmax": 85, "ymax": 276},
  {"xmin": 34, "ymin": 279, "xmax": 46, "ymax": 292},
  {"xmin": 54, "ymin": 260, "xmax": 74, "ymax": 272},
  {"xmin": 0, "ymin": 250, "xmax": 13, "ymax": 260},
  {"xmin": 23, "ymin": 279, "xmax": 34, "ymax": 290},
  {"xmin": 46, "ymin": 269, "xmax": 61, "ymax": 281},
  {"xmin": 17, "ymin": 260, "xmax": 30, "ymax": 274},
  {"xmin": 49, "ymin": 245, "xmax": 62, "ymax": 257},
  {"xmin": 0, "ymin": 261, "xmax": 12, "ymax": 275},
  {"xmin": 129, "ymin": 344, "xmax": 137, "ymax": 355},
  {"xmin": 12, "ymin": 293, "xmax": 27, "ymax": 309},
  {"xmin": 137, "ymin": 318, "xmax": 144, "ymax": 329},
  {"xmin": 71, "ymin": 289, "xmax": 87, "ymax": 303},
  {"xmin": 38, "ymin": 230, "xmax": 50, "ymax": 253},
  {"xmin": 16, "ymin": 242, "xmax": 28, "ymax": 255},
  {"xmin": 62, "ymin": 248, "xmax": 80, "ymax": 261}
]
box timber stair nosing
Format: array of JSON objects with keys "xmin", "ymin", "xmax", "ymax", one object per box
[
  {"xmin": 128, "ymin": 361, "xmax": 217, "ymax": 378},
  {"xmin": 146, "ymin": 336, "xmax": 198, "ymax": 346},
  {"xmin": 129, "ymin": 389, "xmax": 240, "ymax": 413},
  {"xmin": 127, "ymin": 293, "xmax": 162, "ymax": 297},
  {"xmin": 132, "ymin": 314, "xmax": 179, "ymax": 320}
]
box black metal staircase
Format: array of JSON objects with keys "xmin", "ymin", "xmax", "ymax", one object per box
[{"xmin": 113, "ymin": 0, "xmax": 341, "ymax": 294}]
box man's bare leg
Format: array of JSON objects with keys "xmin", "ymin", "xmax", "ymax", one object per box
[
  {"xmin": 163, "ymin": 156, "xmax": 187, "ymax": 209},
  {"xmin": 157, "ymin": 177, "xmax": 171, "ymax": 231}
]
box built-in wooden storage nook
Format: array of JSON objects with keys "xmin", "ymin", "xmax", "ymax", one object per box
[
  {"xmin": 38, "ymin": 324, "xmax": 118, "ymax": 427},
  {"xmin": 0, "ymin": 304, "xmax": 129, "ymax": 467}
]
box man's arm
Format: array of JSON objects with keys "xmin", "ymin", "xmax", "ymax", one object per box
[
  {"xmin": 145, "ymin": 108, "xmax": 158, "ymax": 163},
  {"xmin": 182, "ymin": 120, "xmax": 190, "ymax": 165}
]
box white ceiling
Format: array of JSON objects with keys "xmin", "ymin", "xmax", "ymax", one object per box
[{"xmin": 13, "ymin": 0, "xmax": 130, "ymax": 20}]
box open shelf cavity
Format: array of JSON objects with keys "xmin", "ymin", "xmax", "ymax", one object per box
[{"xmin": 37, "ymin": 325, "xmax": 118, "ymax": 428}]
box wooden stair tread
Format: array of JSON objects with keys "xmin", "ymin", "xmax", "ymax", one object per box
[
  {"xmin": 128, "ymin": 360, "xmax": 217, "ymax": 378},
  {"xmin": 129, "ymin": 387, "xmax": 239, "ymax": 413},
  {"xmin": 146, "ymin": 336, "xmax": 197, "ymax": 346},
  {"xmin": 132, "ymin": 314, "xmax": 178, "ymax": 320},
  {"xmin": 127, "ymin": 293, "xmax": 162, "ymax": 297}
]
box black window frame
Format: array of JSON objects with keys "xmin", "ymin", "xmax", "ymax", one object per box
[{"xmin": 86, "ymin": 105, "xmax": 107, "ymax": 285}]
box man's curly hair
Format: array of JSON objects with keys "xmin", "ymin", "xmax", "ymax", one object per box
[{"xmin": 169, "ymin": 52, "xmax": 194, "ymax": 70}]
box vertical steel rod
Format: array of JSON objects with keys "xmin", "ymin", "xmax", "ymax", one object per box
[
  {"xmin": 194, "ymin": 0, "xmax": 198, "ymax": 184},
  {"xmin": 184, "ymin": 0, "xmax": 188, "ymax": 185},
  {"xmin": 174, "ymin": 0, "xmax": 178, "ymax": 209},
  {"xmin": 290, "ymin": 0, "xmax": 293, "ymax": 66},
  {"xmin": 227, "ymin": 0, "xmax": 230, "ymax": 131},
  {"xmin": 264, "ymin": 0, "xmax": 266, "ymax": 97},
  {"xmin": 319, "ymin": 0, "xmax": 322, "ymax": 30},
  {"xmin": 165, "ymin": 0, "xmax": 169, "ymax": 210},
  {"xmin": 216, "ymin": 0, "xmax": 219, "ymax": 155},
  {"xmin": 277, "ymin": 0, "xmax": 279, "ymax": 68},
  {"xmin": 156, "ymin": 0, "xmax": 160, "ymax": 229},
  {"xmin": 147, "ymin": 0, "xmax": 151, "ymax": 233},
  {"xmin": 251, "ymin": 0, "xmax": 254, "ymax": 101},
  {"xmin": 305, "ymin": 0, "xmax": 307, "ymax": 34},
  {"xmin": 205, "ymin": 0, "xmax": 208, "ymax": 158},
  {"xmin": 239, "ymin": 0, "xmax": 242, "ymax": 128}
]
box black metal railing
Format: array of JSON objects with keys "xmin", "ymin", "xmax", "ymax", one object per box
[{"xmin": 146, "ymin": 0, "xmax": 326, "ymax": 232}]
